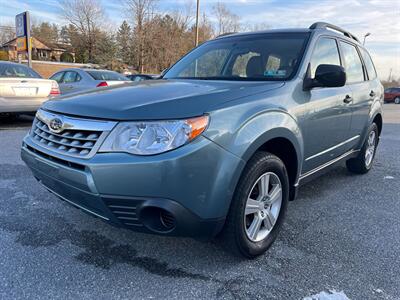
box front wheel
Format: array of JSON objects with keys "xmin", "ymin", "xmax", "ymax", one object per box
[
  {"xmin": 221, "ymin": 152, "xmax": 289, "ymax": 258},
  {"xmin": 395, "ymin": 97, "xmax": 400, "ymax": 104},
  {"xmin": 346, "ymin": 123, "xmax": 378, "ymax": 174}
]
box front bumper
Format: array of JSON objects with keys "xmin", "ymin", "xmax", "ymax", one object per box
[{"xmin": 21, "ymin": 134, "xmax": 244, "ymax": 237}]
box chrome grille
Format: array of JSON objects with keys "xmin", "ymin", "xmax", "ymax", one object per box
[
  {"xmin": 31, "ymin": 118, "xmax": 101, "ymax": 157},
  {"xmin": 29, "ymin": 109, "xmax": 117, "ymax": 159}
]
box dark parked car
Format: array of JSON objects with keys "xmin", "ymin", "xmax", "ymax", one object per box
[
  {"xmin": 127, "ymin": 74, "xmax": 159, "ymax": 82},
  {"xmin": 22, "ymin": 22, "xmax": 383, "ymax": 258},
  {"xmin": 384, "ymin": 87, "xmax": 400, "ymax": 104}
]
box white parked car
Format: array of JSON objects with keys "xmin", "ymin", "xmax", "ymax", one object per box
[
  {"xmin": 0, "ymin": 61, "xmax": 60, "ymax": 116},
  {"xmin": 49, "ymin": 68, "xmax": 131, "ymax": 95}
]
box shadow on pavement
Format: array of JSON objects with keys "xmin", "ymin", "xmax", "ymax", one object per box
[{"xmin": 0, "ymin": 114, "xmax": 34, "ymax": 130}]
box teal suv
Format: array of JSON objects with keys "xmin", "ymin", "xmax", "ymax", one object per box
[{"xmin": 22, "ymin": 23, "xmax": 383, "ymax": 257}]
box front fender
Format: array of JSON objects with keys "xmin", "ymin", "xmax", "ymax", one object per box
[{"xmin": 204, "ymin": 109, "xmax": 304, "ymax": 183}]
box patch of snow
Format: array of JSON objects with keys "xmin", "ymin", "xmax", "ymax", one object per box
[
  {"xmin": 384, "ymin": 176, "xmax": 394, "ymax": 180},
  {"xmin": 303, "ymin": 290, "xmax": 350, "ymax": 300}
]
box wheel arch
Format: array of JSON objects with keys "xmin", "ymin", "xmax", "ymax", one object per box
[
  {"xmin": 372, "ymin": 113, "xmax": 383, "ymax": 136},
  {"xmin": 238, "ymin": 121, "xmax": 303, "ymax": 201}
]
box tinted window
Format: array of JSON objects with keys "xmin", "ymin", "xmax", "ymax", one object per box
[
  {"xmin": 164, "ymin": 33, "xmax": 310, "ymax": 81},
  {"xmin": 86, "ymin": 70, "xmax": 128, "ymax": 81},
  {"xmin": 0, "ymin": 63, "xmax": 41, "ymax": 78},
  {"xmin": 360, "ymin": 48, "xmax": 377, "ymax": 80},
  {"xmin": 63, "ymin": 71, "xmax": 79, "ymax": 83},
  {"xmin": 340, "ymin": 41, "xmax": 364, "ymax": 83},
  {"xmin": 310, "ymin": 38, "xmax": 341, "ymax": 78},
  {"xmin": 50, "ymin": 72, "xmax": 64, "ymax": 83}
]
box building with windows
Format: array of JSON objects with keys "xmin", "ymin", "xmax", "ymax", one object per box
[{"xmin": 0, "ymin": 37, "xmax": 74, "ymax": 62}]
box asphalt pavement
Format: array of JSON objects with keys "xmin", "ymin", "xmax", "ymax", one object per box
[{"xmin": 0, "ymin": 105, "xmax": 399, "ymax": 300}]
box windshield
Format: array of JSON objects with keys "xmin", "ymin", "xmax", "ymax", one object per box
[
  {"xmin": 164, "ymin": 33, "xmax": 310, "ymax": 81},
  {"xmin": 0, "ymin": 63, "xmax": 42, "ymax": 78},
  {"xmin": 86, "ymin": 70, "xmax": 128, "ymax": 81}
]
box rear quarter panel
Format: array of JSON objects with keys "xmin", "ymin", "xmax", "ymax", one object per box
[{"xmin": 356, "ymin": 78, "xmax": 384, "ymax": 149}]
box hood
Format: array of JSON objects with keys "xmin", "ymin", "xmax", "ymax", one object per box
[{"xmin": 43, "ymin": 79, "xmax": 284, "ymax": 120}]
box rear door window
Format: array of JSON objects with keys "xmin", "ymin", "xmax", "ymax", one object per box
[
  {"xmin": 310, "ymin": 38, "xmax": 341, "ymax": 78},
  {"xmin": 50, "ymin": 72, "xmax": 64, "ymax": 83},
  {"xmin": 339, "ymin": 41, "xmax": 365, "ymax": 83},
  {"xmin": 359, "ymin": 48, "xmax": 377, "ymax": 80},
  {"xmin": 62, "ymin": 71, "xmax": 80, "ymax": 83}
]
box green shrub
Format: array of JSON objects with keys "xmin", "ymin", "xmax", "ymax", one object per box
[{"xmin": 60, "ymin": 52, "xmax": 74, "ymax": 63}]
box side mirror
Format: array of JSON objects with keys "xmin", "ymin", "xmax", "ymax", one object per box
[{"xmin": 303, "ymin": 64, "xmax": 346, "ymax": 90}]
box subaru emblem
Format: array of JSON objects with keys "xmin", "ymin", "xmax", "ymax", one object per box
[{"xmin": 49, "ymin": 118, "xmax": 63, "ymax": 133}]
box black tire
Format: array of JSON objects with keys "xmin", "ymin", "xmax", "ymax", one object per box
[
  {"xmin": 220, "ymin": 151, "xmax": 289, "ymax": 258},
  {"xmin": 395, "ymin": 97, "xmax": 400, "ymax": 104},
  {"xmin": 346, "ymin": 123, "xmax": 378, "ymax": 174}
]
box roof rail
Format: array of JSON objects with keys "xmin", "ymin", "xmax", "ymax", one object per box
[
  {"xmin": 309, "ymin": 22, "xmax": 360, "ymax": 43},
  {"xmin": 216, "ymin": 32, "xmax": 237, "ymax": 38}
]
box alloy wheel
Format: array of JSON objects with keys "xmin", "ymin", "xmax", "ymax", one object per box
[
  {"xmin": 365, "ymin": 130, "xmax": 376, "ymax": 167},
  {"xmin": 244, "ymin": 172, "xmax": 282, "ymax": 242}
]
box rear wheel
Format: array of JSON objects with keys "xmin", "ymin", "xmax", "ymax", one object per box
[
  {"xmin": 346, "ymin": 123, "xmax": 378, "ymax": 174},
  {"xmin": 221, "ymin": 152, "xmax": 289, "ymax": 258},
  {"xmin": 395, "ymin": 97, "xmax": 400, "ymax": 104}
]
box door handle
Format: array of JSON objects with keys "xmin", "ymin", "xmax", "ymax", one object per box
[
  {"xmin": 369, "ymin": 90, "xmax": 376, "ymax": 98},
  {"xmin": 343, "ymin": 95, "xmax": 353, "ymax": 104}
]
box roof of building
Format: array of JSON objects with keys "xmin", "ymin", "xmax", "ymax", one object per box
[{"xmin": 2, "ymin": 37, "xmax": 52, "ymax": 50}]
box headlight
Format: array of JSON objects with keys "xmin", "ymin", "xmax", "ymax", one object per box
[{"xmin": 99, "ymin": 115, "xmax": 209, "ymax": 155}]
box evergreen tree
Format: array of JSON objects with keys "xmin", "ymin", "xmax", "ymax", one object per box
[
  {"xmin": 31, "ymin": 22, "xmax": 59, "ymax": 47},
  {"xmin": 116, "ymin": 21, "xmax": 132, "ymax": 64}
]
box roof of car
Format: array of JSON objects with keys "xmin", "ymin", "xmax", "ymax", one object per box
[
  {"xmin": 214, "ymin": 22, "xmax": 362, "ymax": 46},
  {"xmin": 215, "ymin": 28, "xmax": 311, "ymax": 39},
  {"xmin": 54, "ymin": 68, "xmax": 117, "ymax": 72},
  {"xmin": 0, "ymin": 61, "xmax": 31, "ymax": 67},
  {"xmin": 81, "ymin": 68, "xmax": 117, "ymax": 72}
]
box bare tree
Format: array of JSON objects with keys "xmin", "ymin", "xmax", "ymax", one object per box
[
  {"xmin": 0, "ymin": 24, "xmax": 15, "ymax": 45},
  {"xmin": 212, "ymin": 2, "xmax": 241, "ymax": 35},
  {"xmin": 124, "ymin": 0, "xmax": 158, "ymax": 72},
  {"xmin": 60, "ymin": 0, "xmax": 105, "ymax": 62},
  {"xmin": 171, "ymin": 0, "xmax": 194, "ymax": 31}
]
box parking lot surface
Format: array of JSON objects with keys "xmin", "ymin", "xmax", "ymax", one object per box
[{"xmin": 0, "ymin": 105, "xmax": 399, "ymax": 300}]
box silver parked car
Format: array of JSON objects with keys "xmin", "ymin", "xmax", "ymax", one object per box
[
  {"xmin": 0, "ymin": 61, "xmax": 60, "ymax": 115},
  {"xmin": 49, "ymin": 68, "xmax": 131, "ymax": 95}
]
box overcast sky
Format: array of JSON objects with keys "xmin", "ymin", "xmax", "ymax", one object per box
[{"xmin": 1, "ymin": 0, "xmax": 399, "ymax": 80}]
